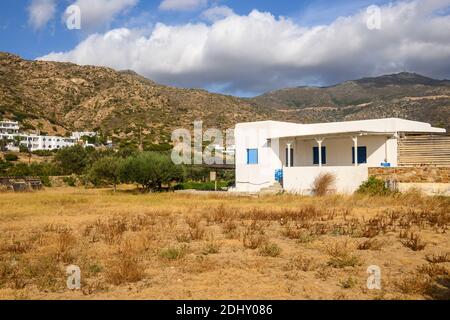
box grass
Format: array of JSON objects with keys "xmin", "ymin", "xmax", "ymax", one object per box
[{"xmin": 0, "ymin": 186, "xmax": 448, "ymax": 299}]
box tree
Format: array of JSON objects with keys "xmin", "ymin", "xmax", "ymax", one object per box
[
  {"xmin": 89, "ymin": 157, "xmax": 123, "ymax": 192},
  {"xmin": 53, "ymin": 145, "xmax": 88, "ymax": 175},
  {"xmin": 0, "ymin": 138, "xmax": 12, "ymax": 152},
  {"xmin": 121, "ymin": 152, "xmax": 184, "ymax": 191}
]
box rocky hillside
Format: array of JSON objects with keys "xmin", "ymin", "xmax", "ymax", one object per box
[
  {"xmin": 253, "ymin": 72, "xmax": 450, "ymax": 130},
  {"xmin": 1, "ymin": 52, "xmax": 449, "ymax": 144},
  {"xmin": 0, "ymin": 52, "xmax": 272, "ymax": 143}
]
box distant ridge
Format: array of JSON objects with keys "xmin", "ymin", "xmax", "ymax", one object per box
[{"xmin": 0, "ymin": 51, "xmax": 449, "ymax": 144}]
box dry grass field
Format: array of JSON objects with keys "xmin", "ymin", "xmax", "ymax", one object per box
[{"xmin": 0, "ymin": 187, "xmax": 449, "ymax": 300}]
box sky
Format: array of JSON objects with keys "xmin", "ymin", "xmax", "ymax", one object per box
[{"xmin": 0, "ymin": 0, "xmax": 450, "ymax": 96}]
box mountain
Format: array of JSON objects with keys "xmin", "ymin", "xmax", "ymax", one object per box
[
  {"xmin": 253, "ymin": 72, "xmax": 450, "ymax": 130},
  {"xmin": 0, "ymin": 52, "xmax": 449, "ymax": 145},
  {"xmin": 0, "ymin": 52, "xmax": 273, "ymax": 144}
]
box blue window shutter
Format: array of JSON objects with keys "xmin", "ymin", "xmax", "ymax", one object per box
[
  {"xmin": 352, "ymin": 147, "xmax": 367, "ymax": 164},
  {"xmin": 313, "ymin": 147, "xmax": 319, "ymax": 165},
  {"xmin": 285, "ymin": 148, "xmax": 288, "ymax": 166},
  {"xmin": 247, "ymin": 149, "xmax": 258, "ymax": 164},
  {"xmin": 313, "ymin": 147, "xmax": 326, "ymax": 165},
  {"xmin": 359, "ymin": 147, "xmax": 367, "ymax": 164},
  {"xmin": 322, "ymin": 147, "xmax": 327, "ymax": 164}
]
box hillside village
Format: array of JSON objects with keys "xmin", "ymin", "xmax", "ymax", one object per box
[{"xmin": 0, "ymin": 119, "xmax": 108, "ymax": 152}]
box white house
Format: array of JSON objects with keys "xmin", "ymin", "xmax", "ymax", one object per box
[
  {"xmin": 0, "ymin": 120, "xmax": 97, "ymax": 151},
  {"xmin": 234, "ymin": 118, "xmax": 446, "ymax": 194}
]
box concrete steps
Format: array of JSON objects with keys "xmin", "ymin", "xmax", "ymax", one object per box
[{"xmin": 260, "ymin": 182, "xmax": 284, "ymax": 194}]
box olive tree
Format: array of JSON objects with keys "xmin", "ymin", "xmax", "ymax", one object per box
[
  {"xmin": 121, "ymin": 152, "xmax": 183, "ymax": 191},
  {"xmin": 89, "ymin": 157, "xmax": 124, "ymax": 192}
]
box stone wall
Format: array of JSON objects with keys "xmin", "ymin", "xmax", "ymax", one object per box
[{"xmin": 368, "ymin": 167, "xmax": 450, "ymax": 183}]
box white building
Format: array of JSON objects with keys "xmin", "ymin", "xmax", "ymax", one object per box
[
  {"xmin": 0, "ymin": 120, "xmax": 95, "ymax": 151},
  {"xmin": 71, "ymin": 131, "xmax": 97, "ymax": 141},
  {"xmin": 234, "ymin": 118, "xmax": 446, "ymax": 194},
  {"xmin": 0, "ymin": 120, "xmax": 20, "ymax": 135}
]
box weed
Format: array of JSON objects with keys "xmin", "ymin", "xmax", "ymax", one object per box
[
  {"xmin": 338, "ymin": 277, "xmax": 357, "ymax": 289},
  {"xmin": 400, "ymin": 232, "xmax": 427, "ymax": 251},
  {"xmin": 259, "ymin": 243, "xmax": 281, "ymax": 257}
]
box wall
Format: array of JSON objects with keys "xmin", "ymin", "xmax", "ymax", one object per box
[
  {"xmin": 234, "ymin": 121, "xmax": 300, "ymax": 192},
  {"xmin": 368, "ymin": 167, "xmax": 450, "ymax": 183},
  {"xmin": 283, "ymin": 166, "xmax": 369, "ymax": 195},
  {"xmin": 279, "ymin": 135, "xmax": 397, "ymax": 167}
]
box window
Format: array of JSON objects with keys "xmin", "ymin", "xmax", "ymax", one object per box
[
  {"xmin": 352, "ymin": 146, "xmax": 367, "ymax": 164},
  {"xmin": 247, "ymin": 149, "xmax": 258, "ymax": 165},
  {"xmin": 285, "ymin": 148, "xmax": 294, "ymax": 167},
  {"xmin": 313, "ymin": 147, "xmax": 327, "ymax": 165}
]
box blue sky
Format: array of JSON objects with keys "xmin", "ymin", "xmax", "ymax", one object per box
[
  {"xmin": 0, "ymin": 0, "xmax": 449, "ymax": 96},
  {"xmin": 0, "ymin": 0, "xmax": 390, "ymax": 59}
]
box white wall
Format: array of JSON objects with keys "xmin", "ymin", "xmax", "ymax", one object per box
[
  {"xmin": 279, "ymin": 136, "xmax": 398, "ymax": 167},
  {"xmin": 235, "ymin": 121, "xmax": 299, "ymax": 192},
  {"xmin": 283, "ymin": 166, "xmax": 369, "ymax": 194}
]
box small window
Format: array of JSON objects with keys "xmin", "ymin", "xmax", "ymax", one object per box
[
  {"xmin": 313, "ymin": 147, "xmax": 327, "ymax": 165},
  {"xmin": 352, "ymin": 146, "xmax": 367, "ymax": 164},
  {"xmin": 247, "ymin": 149, "xmax": 258, "ymax": 165}
]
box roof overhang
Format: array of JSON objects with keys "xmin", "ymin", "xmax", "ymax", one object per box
[{"xmin": 269, "ymin": 130, "xmax": 398, "ymax": 141}]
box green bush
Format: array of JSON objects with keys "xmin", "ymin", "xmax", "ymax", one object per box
[
  {"xmin": 7, "ymin": 163, "xmax": 31, "ymax": 176},
  {"xmin": 4, "ymin": 153, "xmax": 18, "ymax": 162},
  {"xmin": 357, "ymin": 176, "xmax": 392, "ymax": 196},
  {"xmin": 259, "ymin": 243, "xmax": 282, "ymax": 257},
  {"xmin": 88, "ymin": 157, "xmax": 123, "ymax": 191},
  {"xmin": 33, "ymin": 150, "xmax": 55, "ymax": 157},
  {"xmin": 121, "ymin": 152, "xmax": 183, "ymax": 191},
  {"xmin": 39, "ymin": 176, "xmax": 52, "ymax": 187},
  {"xmin": 53, "ymin": 145, "xmax": 88, "ymax": 175},
  {"xmin": 176, "ymin": 181, "xmax": 228, "ymax": 191},
  {"xmin": 62, "ymin": 176, "xmax": 77, "ymax": 187},
  {"xmin": 19, "ymin": 145, "xmax": 30, "ymax": 153}
]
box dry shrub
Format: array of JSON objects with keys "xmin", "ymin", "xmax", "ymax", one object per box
[
  {"xmin": 0, "ymin": 236, "xmax": 32, "ymax": 254},
  {"xmin": 159, "ymin": 246, "xmax": 187, "ymax": 261},
  {"xmin": 425, "ymin": 253, "xmax": 450, "ymax": 264},
  {"xmin": 106, "ymin": 244, "xmax": 145, "ymax": 286},
  {"xmin": 259, "ymin": 243, "xmax": 281, "ymax": 257},
  {"xmin": 338, "ymin": 277, "xmax": 357, "ymax": 289},
  {"xmin": 288, "ymin": 255, "xmax": 317, "ymax": 272},
  {"xmin": 186, "ymin": 216, "xmax": 206, "ymax": 241},
  {"xmin": 176, "ymin": 231, "xmax": 192, "ymax": 243},
  {"xmin": 202, "ymin": 240, "xmax": 221, "ymax": 255},
  {"xmin": 84, "ymin": 215, "xmax": 156, "ymax": 244},
  {"xmin": 184, "ymin": 256, "xmax": 216, "ymax": 274},
  {"xmin": 207, "ymin": 204, "xmax": 232, "ymax": 224},
  {"xmin": 222, "ymin": 219, "xmax": 239, "ymax": 239},
  {"xmin": 282, "ymin": 224, "xmax": 314, "ymax": 243},
  {"xmin": 357, "ymin": 239, "xmax": 384, "ymax": 251},
  {"xmin": 239, "ymin": 205, "xmax": 325, "ymax": 223},
  {"xmin": 315, "ymin": 265, "xmax": 332, "ymax": 281},
  {"xmin": 397, "ymin": 264, "xmax": 450, "ymax": 298},
  {"xmin": 326, "ymin": 240, "xmax": 361, "ymax": 268},
  {"xmin": 400, "ymin": 232, "xmax": 427, "ymax": 251},
  {"xmin": 417, "ymin": 264, "xmax": 449, "ymax": 278},
  {"xmin": 53, "ymin": 231, "xmax": 77, "ymax": 263},
  {"xmin": 84, "ymin": 217, "xmax": 127, "ymax": 244},
  {"xmin": 312, "ymin": 173, "xmax": 336, "ymax": 197},
  {"xmin": 396, "ymin": 274, "xmax": 433, "ymax": 295},
  {"xmin": 243, "ymin": 221, "xmax": 267, "ymax": 249},
  {"xmin": 22, "ymin": 255, "xmax": 66, "ymax": 291}
]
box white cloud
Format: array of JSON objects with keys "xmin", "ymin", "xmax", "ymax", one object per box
[
  {"xmin": 201, "ymin": 5, "xmax": 234, "ymax": 22},
  {"xmin": 68, "ymin": 0, "xmax": 139, "ymax": 30},
  {"xmin": 159, "ymin": 0, "xmax": 208, "ymax": 11},
  {"xmin": 39, "ymin": 0, "xmax": 450, "ymax": 95},
  {"xmin": 28, "ymin": 0, "xmax": 56, "ymax": 30}
]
